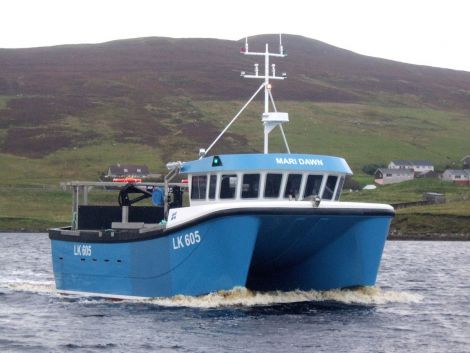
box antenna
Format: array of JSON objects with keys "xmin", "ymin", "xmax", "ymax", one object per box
[
  {"xmin": 202, "ymin": 35, "xmax": 290, "ymax": 157},
  {"xmin": 239, "ymin": 35, "xmax": 289, "ymax": 153}
]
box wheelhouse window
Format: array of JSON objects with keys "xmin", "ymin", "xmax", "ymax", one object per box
[
  {"xmin": 264, "ymin": 173, "xmax": 282, "ymax": 198},
  {"xmin": 284, "ymin": 174, "xmax": 302, "ymax": 199},
  {"xmin": 334, "ymin": 176, "xmax": 345, "ymax": 201},
  {"xmin": 242, "ymin": 174, "xmax": 260, "ymax": 198},
  {"xmin": 191, "ymin": 175, "xmax": 207, "ymax": 200},
  {"xmin": 323, "ymin": 175, "xmax": 338, "ymax": 200},
  {"xmin": 220, "ymin": 174, "xmax": 237, "ymax": 199},
  {"xmin": 208, "ymin": 175, "xmax": 217, "ymax": 200},
  {"xmin": 303, "ymin": 175, "xmax": 323, "ymax": 199}
]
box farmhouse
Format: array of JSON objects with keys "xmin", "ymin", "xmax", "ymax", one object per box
[
  {"xmin": 388, "ymin": 160, "xmax": 434, "ymax": 175},
  {"xmin": 106, "ymin": 164, "xmax": 150, "ymax": 178},
  {"xmin": 441, "ymin": 169, "xmax": 470, "ymax": 185},
  {"xmin": 375, "ymin": 168, "xmax": 414, "ymax": 185}
]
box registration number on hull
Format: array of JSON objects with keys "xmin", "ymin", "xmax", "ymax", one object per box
[
  {"xmin": 172, "ymin": 230, "xmax": 201, "ymax": 250},
  {"xmin": 73, "ymin": 244, "xmax": 92, "ymax": 256}
]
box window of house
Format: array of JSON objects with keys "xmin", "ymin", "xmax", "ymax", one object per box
[
  {"xmin": 137, "ymin": 168, "xmax": 142, "ymax": 173},
  {"xmin": 323, "ymin": 175, "xmax": 338, "ymax": 200},
  {"xmin": 303, "ymin": 175, "xmax": 323, "ymax": 199},
  {"xmin": 191, "ymin": 175, "xmax": 207, "ymax": 200},
  {"xmin": 242, "ymin": 174, "xmax": 260, "ymax": 198},
  {"xmin": 264, "ymin": 173, "xmax": 282, "ymax": 198},
  {"xmin": 124, "ymin": 168, "xmax": 128, "ymax": 173},
  {"xmin": 220, "ymin": 174, "xmax": 237, "ymax": 199},
  {"xmin": 284, "ymin": 174, "xmax": 302, "ymax": 199},
  {"xmin": 386, "ymin": 173, "xmax": 392, "ymax": 177},
  {"xmin": 208, "ymin": 175, "xmax": 217, "ymax": 199}
]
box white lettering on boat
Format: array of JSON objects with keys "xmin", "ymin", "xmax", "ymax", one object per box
[
  {"xmin": 74, "ymin": 244, "xmax": 92, "ymax": 256},
  {"xmin": 275, "ymin": 157, "xmax": 324, "ymax": 166},
  {"xmin": 172, "ymin": 230, "xmax": 201, "ymax": 250}
]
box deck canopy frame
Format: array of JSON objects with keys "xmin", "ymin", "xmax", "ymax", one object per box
[{"xmin": 61, "ymin": 181, "xmax": 186, "ymax": 230}]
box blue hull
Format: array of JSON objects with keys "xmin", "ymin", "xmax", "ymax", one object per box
[
  {"xmin": 248, "ymin": 214, "xmax": 391, "ymax": 291},
  {"xmin": 50, "ymin": 212, "xmax": 392, "ymax": 298}
]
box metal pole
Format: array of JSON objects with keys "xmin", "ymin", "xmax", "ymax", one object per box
[
  {"xmin": 121, "ymin": 206, "xmax": 129, "ymax": 223},
  {"xmin": 264, "ymin": 129, "xmax": 269, "ymax": 154},
  {"xmin": 279, "ymin": 125, "xmax": 291, "ymax": 154},
  {"xmin": 268, "ymin": 89, "xmax": 291, "ymax": 154},
  {"xmin": 72, "ymin": 185, "xmax": 79, "ymax": 230},
  {"xmin": 263, "ymin": 44, "xmax": 270, "ymax": 154},
  {"xmin": 83, "ymin": 186, "xmax": 89, "ymax": 205},
  {"xmin": 264, "ymin": 44, "xmax": 269, "ymax": 114},
  {"xmin": 204, "ymin": 82, "xmax": 265, "ymax": 157},
  {"xmin": 164, "ymin": 175, "xmax": 169, "ymax": 219}
]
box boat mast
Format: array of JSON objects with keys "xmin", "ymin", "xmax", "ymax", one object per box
[
  {"xmin": 241, "ymin": 34, "xmax": 289, "ymax": 154},
  {"xmin": 201, "ymin": 34, "xmax": 290, "ymax": 158}
]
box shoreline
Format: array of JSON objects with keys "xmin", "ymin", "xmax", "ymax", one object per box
[
  {"xmin": 388, "ymin": 232, "xmax": 470, "ymax": 241},
  {"xmin": 1, "ymin": 229, "xmax": 469, "ymax": 241}
]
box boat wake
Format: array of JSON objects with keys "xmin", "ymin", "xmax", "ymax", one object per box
[
  {"xmin": 4, "ymin": 281, "xmax": 422, "ymax": 308},
  {"xmin": 4, "ymin": 280, "xmax": 56, "ymax": 295},
  {"xmin": 141, "ymin": 286, "xmax": 423, "ymax": 308}
]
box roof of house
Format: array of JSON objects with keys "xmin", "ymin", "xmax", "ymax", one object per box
[
  {"xmin": 415, "ymin": 170, "xmax": 440, "ymax": 178},
  {"xmin": 443, "ymin": 169, "xmax": 470, "ymax": 176},
  {"xmin": 376, "ymin": 168, "xmax": 414, "ymax": 176},
  {"xmin": 108, "ymin": 164, "xmax": 150, "ymax": 175},
  {"xmin": 390, "ymin": 160, "xmax": 434, "ymax": 167},
  {"xmin": 461, "ymin": 155, "xmax": 470, "ymax": 161}
]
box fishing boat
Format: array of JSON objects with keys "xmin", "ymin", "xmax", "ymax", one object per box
[{"xmin": 49, "ymin": 36, "xmax": 394, "ymax": 299}]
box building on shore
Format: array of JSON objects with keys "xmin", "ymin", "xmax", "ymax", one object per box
[
  {"xmin": 441, "ymin": 169, "xmax": 470, "ymax": 185},
  {"xmin": 415, "ymin": 170, "xmax": 440, "ymax": 179},
  {"xmin": 423, "ymin": 192, "xmax": 446, "ymax": 204},
  {"xmin": 388, "ymin": 160, "xmax": 434, "ymax": 176},
  {"xmin": 375, "ymin": 168, "xmax": 414, "ymax": 185}
]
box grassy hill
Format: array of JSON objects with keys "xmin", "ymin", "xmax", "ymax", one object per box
[{"xmin": 0, "ymin": 34, "xmax": 470, "ymax": 232}]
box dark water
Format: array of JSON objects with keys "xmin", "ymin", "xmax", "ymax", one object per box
[{"xmin": 0, "ymin": 233, "xmax": 469, "ymax": 353}]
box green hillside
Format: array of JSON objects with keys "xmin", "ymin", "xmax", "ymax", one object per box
[
  {"xmin": 1, "ymin": 98, "xmax": 469, "ymax": 185},
  {"xmin": 1, "ymin": 34, "xmax": 469, "ymax": 233}
]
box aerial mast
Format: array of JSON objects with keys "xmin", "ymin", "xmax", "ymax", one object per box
[
  {"xmin": 240, "ymin": 34, "xmax": 290, "ymax": 154},
  {"xmin": 201, "ymin": 34, "xmax": 290, "ymax": 158}
]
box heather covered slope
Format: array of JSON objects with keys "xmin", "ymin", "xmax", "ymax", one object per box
[
  {"xmin": 0, "ymin": 34, "xmax": 470, "ymax": 183},
  {"xmin": 1, "ymin": 34, "xmax": 470, "ymax": 231}
]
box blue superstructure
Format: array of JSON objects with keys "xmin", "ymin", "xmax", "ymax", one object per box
[
  {"xmin": 48, "ymin": 35, "xmax": 394, "ymax": 299},
  {"xmin": 181, "ymin": 153, "xmax": 353, "ymax": 175}
]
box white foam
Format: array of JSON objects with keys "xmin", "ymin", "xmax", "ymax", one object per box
[
  {"xmin": 138, "ymin": 286, "xmax": 423, "ymax": 308},
  {"xmin": 3, "ymin": 281, "xmax": 422, "ymax": 308},
  {"xmin": 5, "ymin": 280, "xmax": 56, "ymax": 295}
]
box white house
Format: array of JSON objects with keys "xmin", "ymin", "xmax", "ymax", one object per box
[
  {"xmin": 388, "ymin": 160, "xmax": 434, "ymax": 175},
  {"xmin": 375, "ymin": 168, "xmax": 414, "ymax": 185},
  {"xmin": 442, "ymin": 169, "xmax": 470, "ymax": 185}
]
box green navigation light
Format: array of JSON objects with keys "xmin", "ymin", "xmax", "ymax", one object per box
[{"xmin": 212, "ymin": 156, "xmax": 222, "ymax": 167}]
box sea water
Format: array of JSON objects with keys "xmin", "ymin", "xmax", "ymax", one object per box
[{"xmin": 0, "ymin": 233, "xmax": 469, "ymax": 352}]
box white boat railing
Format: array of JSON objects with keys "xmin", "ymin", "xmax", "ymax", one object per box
[{"xmin": 60, "ymin": 181, "xmax": 187, "ymax": 230}]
